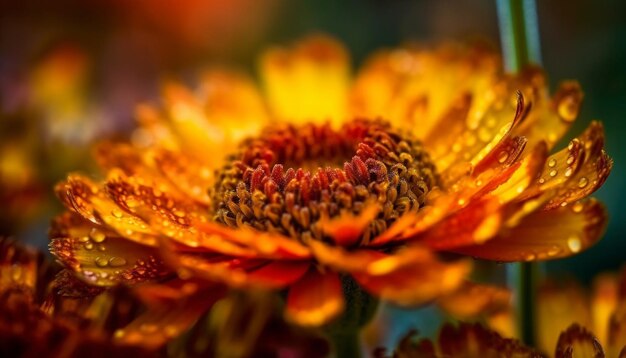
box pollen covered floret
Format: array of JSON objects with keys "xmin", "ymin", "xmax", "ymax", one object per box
[{"xmin": 212, "ymin": 119, "xmax": 438, "ymax": 246}]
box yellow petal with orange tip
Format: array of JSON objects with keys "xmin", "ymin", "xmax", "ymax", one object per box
[
  {"xmin": 451, "ymin": 198, "xmax": 607, "ymax": 262},
  {"xmin": 49, "ymin": 213, "xmax": 169, "ymax": 287},
  {"xmin": 55, "ymin": 174, "xmax": 158, "ymax": 247},
  {"xmin": 285, "ymin": 269, "xmax": 344, "ymax": 326},
  {"xmin": 260, "ymin": 35, "xmax": 349, "ymax": 126}
]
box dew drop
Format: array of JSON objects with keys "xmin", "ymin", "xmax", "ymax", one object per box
[
  {"xmin": 549, "ymin": 169, "xmax": 558, "ymax": 177},
  {"xmin": 475, "ymin": 179, "xmax": 483, "ymax": 187},
  {"xmin": 95, "ymin": 257, "xmax": 109, "ymax": 267},
  {"xmin": 111, "ymin": 209, "xmax": 123, "ymax": 218},
  {"xmin": 564, "ymin": 167, "xmax": 573, "ymax": 177},
  {"xmin": 548, "ymin": 158, "xmax": 557, "ymax": 168},
  {"xmin": 89, "ymin": 228, "xmax": 106, "ymax": 243},
  {"xmin": 572, "ymin": 202, "xmax": 584, "ymax": 213},
  {"xmin": 108, "ymin": 257, "xmax": 127, "ymax": 267},
  {"xmin": 578, "ymin": 177, "xmax": 589, "ymax": 188},
  {"xmin": 97, "ymin": 244, "xmax": 106, "ymax": 252},
  {"xmin": 566, "ymin": 156, "xmax": 575, "ymax": 165},
  {"xmin": 84, "ymin": 242, "xmax": 94, "ymax": 250},
  {"xmin": 78, "ymin": 236, "xmax": 90, "ymax": 243},
  {"xmin": 497, "ymin": 151, "xmax": 509, "ymax": 164},
  {"xmin": 538, "ymin": 178, "xmax": 546, "ymax": 184},
  {"xmin": 567, "ymin": 236, "xmax": 582, "ymax": 253}
]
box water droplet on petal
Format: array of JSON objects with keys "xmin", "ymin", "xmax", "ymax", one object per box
[
  {"xmin": 566, "ymin": 156, "xmax": 575, "ymax": 165},
  {"xmin": 497, "ymin": 151, "xmax": 509, "ymax": 164},
  {"xmin": 95, "ymin": 257, "xmax": 109, "ymax": 267},
  {"xmin": 568, "ymin": 235, "xmax": 582, "ymax": 253},
  {"xmin": 84, "ymin": 242, "xmax": 94, "ymax": 250},
  {"xmin": 108, "ymin": 257, "xmax": 127, "ymax": 267},
  {"xmin": 564, "ymin": 167, "xmax": 573, "ymax": 177},
  {"xmin": 578, "ymin": 177, "xmax": 589, "ymax": 188},
  {"xmin": 572, "ymin": 202, "xmax": 584, "ymax": 213},
  {"xmin": 111, "ymin": 209, "xmax": 123, "ymax": 218},
  {"xmin": 89, "ymin": 228, "xmax": 106, "ymax": 243},
  {"xmin": 524, "ymin": 253, "xmax": 536, "ymax": 261},
  {"xmin": 548, "ymin": 158, "xmax": 557, "ymax": 167},
  {"xmin": 549, "ymin": 169, "xmax": 558, "ymax": 177}
]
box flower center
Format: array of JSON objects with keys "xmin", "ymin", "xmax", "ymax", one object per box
[{"xmin": 211, "ymin": 120, "xmax": 438, "ymax": 246}]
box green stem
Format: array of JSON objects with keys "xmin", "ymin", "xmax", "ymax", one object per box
[
  {"xmin": 497, "ymin": 0, "xmax": 542, "ymax": 346},
  {"xmin": 496, "ymin": 0, "xmax": 542, "ymax": 72},
  {"xmin": 330, "ymin": 331, "xmax": 361, "ymax": 358}
]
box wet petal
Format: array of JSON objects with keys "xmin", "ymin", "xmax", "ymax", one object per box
[
  {"xmin": 450, "ymin": 199, "xmax": 607, "ymax": 261},
  {"xmin": 515, "ymin": 79, "xmax": 584, "ymax": 150},
  {"xmin": 260, "ymin": 35, "xmax": 350, "ymax": 125},
  {"xmin": 152, "ymin": 148, "xmax": 213, "ymax": 205},
  {"xmin": 49, "ymin": 213, "xmax": 169, "ymax": 286},
  {"xmin": 350, "ymin": 44, "xmax": 500, "ymax": 138},
  {"xmin": 555, "ymin": 324, "xmax": 605, "ymax": 358},
  {"xmin": 55, "ymin": 175, "xmax": 157, "ymax": 246},
  {"xmin": 544, "ymin": 122, "xmax": 612, "ymax": 210},
  {"xmin": 285, "ymin": 269, "xmax": 344, "ymax": 326}
]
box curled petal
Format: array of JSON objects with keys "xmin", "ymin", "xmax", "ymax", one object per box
[
  {"xmin": 285, "ymin": 269, "xmax": 344, "ymax": 326},
  {"xmin": 555, "ymin": 324, "xmax": 605, "ymax": 358},
  {"xmin": 50, "ymin": 214, "xmax": 169, "ymax": 286},
  {"xmin": 515, "ymin": 79, "xmax": 584, "ymax": 150},
  {"xmin": 450, "ymin": 199, "xmax": 607, "ymax": 261},
  {"xmin": 544, "ymin": 122, "xmax": 612, "ymax": 210}
]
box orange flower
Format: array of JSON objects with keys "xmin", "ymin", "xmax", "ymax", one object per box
[
  {"xmin": 51, "ymin": 36, "xmax": 611, "ymax": 341},
  {"xmin": 380, "ymin": 322, "xmax": 608, "ymax": 358}
]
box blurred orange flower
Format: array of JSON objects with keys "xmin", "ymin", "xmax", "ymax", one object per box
[{"xmin": 50, "ymin": 36, "xmax": 611, "ymax": 344}]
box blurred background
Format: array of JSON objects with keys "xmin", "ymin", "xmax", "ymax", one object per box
[{"xmin": 0, "ymin": 0, "xmax": 624, "ymax": 341}]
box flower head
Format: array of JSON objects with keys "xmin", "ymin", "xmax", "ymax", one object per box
[{"xmin": 51, "ymin": 36, "xmax": 611, "ymax": 336}]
